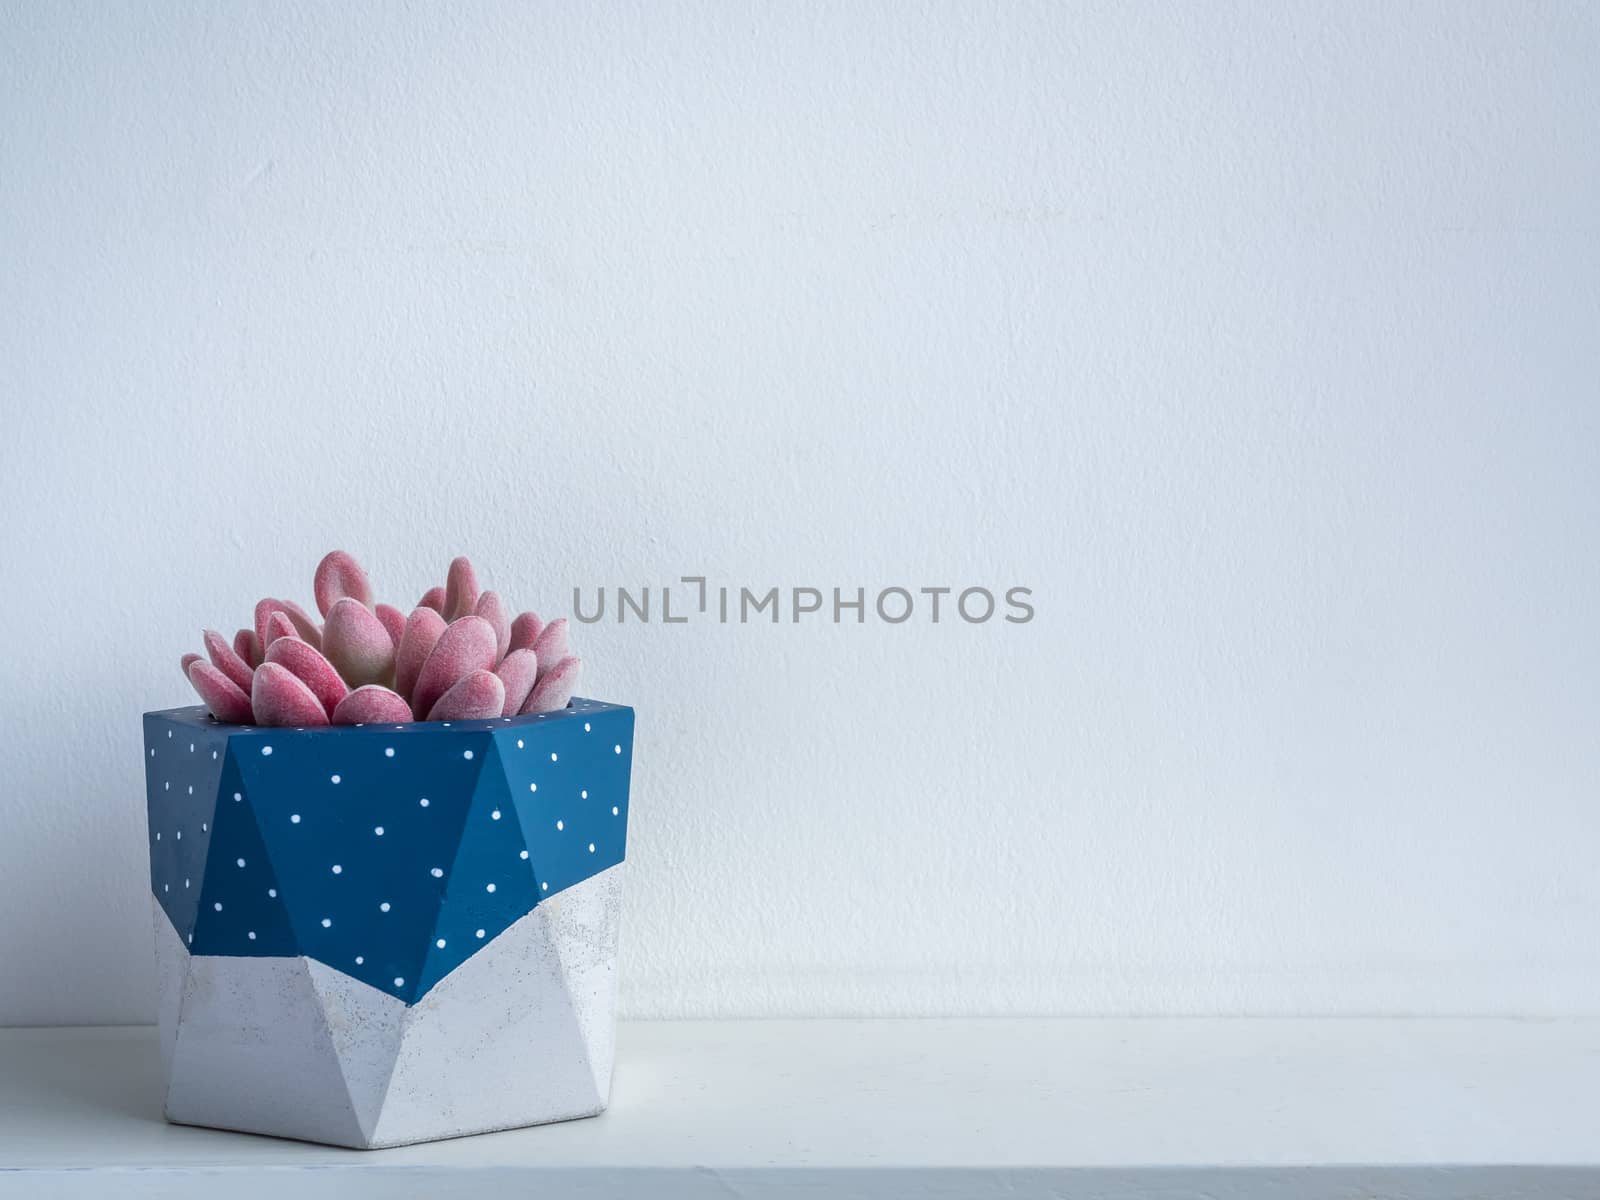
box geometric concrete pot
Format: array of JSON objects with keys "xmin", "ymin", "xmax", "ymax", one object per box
[{"xmin": 142, "ymin": 698, "xmax": 634, "ymax": 1148}]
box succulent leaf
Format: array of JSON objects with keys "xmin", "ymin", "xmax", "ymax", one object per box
[
  {"xmin": 410, "ymin": 614, "xmax": 497, "ymax": 720},
  {"xmin": 375, "ymin": 602, "xmax": 407, "ymax": 648},
  {"xmin": 264, "ymin": 635, "xmax": 349, "ymax": 717},
  {"xmin": 255, "ymin": 597, "xmax": 322, "ymax": 653},
  {"xmin": 475, "ymin": 590, "xmax": 511, "ymax": 661},
  {"xmin": 233, "ymin": 628, "xmax": 261, "ymax": 669},
  {"xmin": 444, "ymin": 556, "xmax": 479, "ymax": 622},
  {"xmin": 322, "ymin": 597, "xmax": 396, "ymax": 688},
  {"xmin": 277, "ymin": 598, "xmax": 323, "ymax": 642},
  {"xmin": 252, "ymin": 599, "xmax": 278, "ymax": 655},
  {"xmin": 417, "ymin": 586, "xmax": 446, "ymax": 614},
  {"xmin": 181, "ymin": 652, "xmax": 202, "ymax": 679},
  {"xmin": 313, "ymin": 550, "xmax": 374, "ymax": 617},
  {"xmin": 203, "ymin": 628, "xmax": 255, "ymax": 693},
  {"xmin": 394, "ymin": 606, "xmax": 448, "ymax": 702},
  {"xmin": 521, "ymin": 655, "xmax": 581, "ymax": 715},
  {"xmin": 507, "ymin": 611, "xmax": 543, "ymax": 655},
  {"xmin": 531, "ymin": 617, "xmax": 570, "ymax": 680},
  {"xmin": 426, "ymin": 669, "xmax": 506, "ymax": 721},
  {"xmin": 331, "ymin": 685, "xmax": 413, "ymax": 725},
  {"xmin": 263, "ymin": 611, "xmax": 299, "ymax": 651},
  {"xmin": 188, "ymin": 660, "xmax": 254, "ymax": 723},
  {"xmin": 250, "ymin": 662, "xmax": 331, "ymax": 727},
  {"xmin": 494, "ymin": 648, "xmax": 539, "ymax": 717}
]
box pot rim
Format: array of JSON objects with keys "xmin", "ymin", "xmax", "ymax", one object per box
[{"xmin": 144, "ymin": 697, "xmax": 629, "ymax": 737}]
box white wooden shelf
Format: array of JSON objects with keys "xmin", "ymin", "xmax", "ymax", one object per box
[{"xmin": 0, "ymin": 1019, "xmax": 1596, "ymax": 1197}]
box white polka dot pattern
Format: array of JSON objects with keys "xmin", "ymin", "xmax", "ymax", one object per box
[{"xmin": 143, "ymin": 699, "xmax": 633, "ymax": 1005}]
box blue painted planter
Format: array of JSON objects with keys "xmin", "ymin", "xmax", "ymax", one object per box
[{"xmin": 142, "ymin": 699, "xmax": 634, "ymax": 1148}]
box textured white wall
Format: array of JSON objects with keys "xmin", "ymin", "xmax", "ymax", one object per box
[{"xmin": 2, "ymin": 2, "xmax": 1597, "ymax": 1025}]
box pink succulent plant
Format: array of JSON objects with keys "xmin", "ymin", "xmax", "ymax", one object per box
[{"xmin": 180, "ymin": 551, "xmax": 584, "ymax": 727}]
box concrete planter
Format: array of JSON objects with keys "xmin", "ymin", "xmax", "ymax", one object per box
[{"xmin": 142, "ymin": 699, "xmax": 634, "ymax": 1148}]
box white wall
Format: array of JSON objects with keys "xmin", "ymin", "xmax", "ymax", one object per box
[{"xmin": 2, "ymin": 1, "xmax": 1596, "ymax": 1025}]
